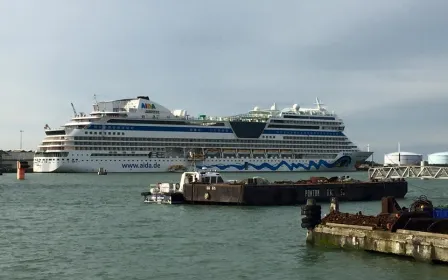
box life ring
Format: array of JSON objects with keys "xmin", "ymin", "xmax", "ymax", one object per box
[{"xmin": 204, "ymin": 192, "xmax": 210, "ymax": 200}]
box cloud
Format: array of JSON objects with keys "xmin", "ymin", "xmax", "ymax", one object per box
[
  {"xmin": 344, "ymin": 98, "xmax": 448, "ymax": 162},
  {"xmin": 0, "ymin": 0, "xmax": 447, "ymax": 153}
]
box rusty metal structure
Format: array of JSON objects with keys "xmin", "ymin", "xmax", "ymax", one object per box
[{"xmin": 305, "ymin": 196, "xmax": 448, "ymax": 234}]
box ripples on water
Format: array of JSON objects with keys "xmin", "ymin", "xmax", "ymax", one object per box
[{"xmin": 1, "ymin": 172, "xmax": 448, "ymax": 280}]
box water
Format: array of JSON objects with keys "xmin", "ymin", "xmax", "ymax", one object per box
[{"xmin": 1, "ymin": 171, "xmax": 448, "ymax": 280}]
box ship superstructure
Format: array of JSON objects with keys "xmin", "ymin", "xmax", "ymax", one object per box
[{"xmin": 33, "ymin": 96, "xmax": 372, "ymax": 173}]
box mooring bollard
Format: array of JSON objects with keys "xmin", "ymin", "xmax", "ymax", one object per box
[
  {"xmin": 301, "ymin": 198, "xmax": 321, "ymax": 230},
  {"xmin": 330, "ymin": 197, "xmax": 339, "ymax": 213}
]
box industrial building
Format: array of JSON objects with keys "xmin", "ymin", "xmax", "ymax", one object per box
[
  {"xmin": 428, "ymin": 152, "xmax": 448, "ymax": 165},
  {"xmin": 384, "ymin": 151, "xmax": 423, "ymax": 166},
  {"xmin": 0, "ymin": 150, "xmax": 34, "ymax": 171}
]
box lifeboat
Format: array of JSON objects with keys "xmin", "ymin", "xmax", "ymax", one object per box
[
  {"xmin": 168, "ymin": 165, "xmax": 186, "ymax": 172},
  {"xmin": 187, "ymin": 152, "xmax": 205, "ymax": 161}
]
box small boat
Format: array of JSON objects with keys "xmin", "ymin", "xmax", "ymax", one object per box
[
  {"xmin": 205, "ymin": 148, "xmax": 220, "ymax": 154},
  {"xmin": 98, "ymin": 168, "xmax": 107, "ymax": 175},
  {"xmin": 141, "ymin": 183, "xmax": 184, "ymax": 204},
  {"xmin": 187, "ymin": 151, "xmax": 205, "ymax": 161},
  {"xmin": 142, "ymin": 191, "xmax": 173, "ymax": 204}
]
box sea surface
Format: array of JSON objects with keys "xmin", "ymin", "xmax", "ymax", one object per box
[{"xmin": 1, "ymin": 171, "xmax": 448, "ymax": 280}]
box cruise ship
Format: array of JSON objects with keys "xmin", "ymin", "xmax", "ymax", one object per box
[{"xmin": 33, "ymin": 96, "xmax": 372, "ymax": 173}]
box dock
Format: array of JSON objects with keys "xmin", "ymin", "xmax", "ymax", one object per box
[
  {"xmin": 368, "ymin": 165, "xmax": 448, "ymax": 180},
  {"xmin": 302, "ymin": 197, "xmax": 448, "ymax": 264},
  {"xmin": 308, "ymin": 223, "xmax": 448, "ymax": 263}
]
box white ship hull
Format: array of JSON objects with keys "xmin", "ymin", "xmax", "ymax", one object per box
[
  {"xmin": 33, "ymin": 152, "xmax": 371, "ymax": 173},
  {"xmin": 34, "ymin": 96, "xmax": 373, "ymax": 174}
]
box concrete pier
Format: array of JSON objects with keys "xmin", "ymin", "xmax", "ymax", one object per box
[{"xmin": 306, "ymin": 223, "xmax": 448, "ymax": 263}]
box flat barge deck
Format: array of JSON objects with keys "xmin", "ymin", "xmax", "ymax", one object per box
[
  {"xmin": 183, "ymin": 178, "xmax": 407, "ymax": 206},
  {"xmin": 142, "ymin": 170, "xmax": 408, "ymax": 206}
]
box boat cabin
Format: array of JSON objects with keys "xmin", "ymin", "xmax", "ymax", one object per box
[{"xmin": 180, "ymin": 168, "xmax": 225, "ymax": 188}]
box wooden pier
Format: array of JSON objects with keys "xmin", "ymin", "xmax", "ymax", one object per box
[{"xmin": 368, "ymin": 165, "xmax": 448, "ymax": 180}]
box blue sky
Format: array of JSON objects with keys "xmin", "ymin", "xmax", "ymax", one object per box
[{"xmin": 1, "ymin": 0, "xmax": 447, "ymax": 162}]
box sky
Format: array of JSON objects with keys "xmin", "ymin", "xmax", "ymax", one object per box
[{"xmin": 1, "ymin": 0, "xmax": 447, "ymax": 162}]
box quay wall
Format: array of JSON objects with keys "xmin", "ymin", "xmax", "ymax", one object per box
[{"xmin": 307, "ymin": 223, "xmax": 448, "ymax": 263}]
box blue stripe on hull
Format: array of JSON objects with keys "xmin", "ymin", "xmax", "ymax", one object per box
[
  {"xmin": 263, "ymin": 130, "xmax": 343, "ymax": 136},
  {"xmin": 86, "ymin": 124, "xmax": 344, "ymax": 136},
  {"xmin": 86, "ymin": 125, "xmax": 233, "ymax": 133},
  {"xmin": 197, "ymin": 156, "xmax": 352, "ymax": 171}
]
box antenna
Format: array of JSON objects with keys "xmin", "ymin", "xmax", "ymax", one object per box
[
  {"xmin": 314, "ymin": 97, "xmax": 324, "ymax": 110},
  {"xmin": 398, "ymin": 142, "xmax": 401, "ymax": 166},
  {"xmin": 93, "ymin": 94, "xmax": 98, "ymax": 105}
]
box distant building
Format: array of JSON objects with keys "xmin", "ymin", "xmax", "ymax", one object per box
[
  {"xmin": 428, "ymin": 152, "xmax": 448, "ymax": 165},
  {"xmin": 384, "ymin": 152, "xmax": 423, "ymax": 166},
  {"xmin": 0, "ymin": 150, "xmax": 34, "ymax": 171}
]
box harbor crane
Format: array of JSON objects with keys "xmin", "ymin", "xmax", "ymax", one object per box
[{"xmin": 71, "ymin": 102, "xmax": 77, "ymax": 117}]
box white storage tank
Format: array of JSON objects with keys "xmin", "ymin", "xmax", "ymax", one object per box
[
  {"xmin": 384, "ymin": 152, "xmax": 422, "ymax": 166},
  {"xmin": 428, "ymin": 152, "xmax": 448, "ymax": 165}
]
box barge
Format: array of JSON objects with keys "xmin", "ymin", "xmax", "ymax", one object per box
[
  {"xmin": 141, "ymin": 168, "xmax": 408, "ymax": 206},
  {"xmin": 301, "ymin": 196, "xmax": 448, "ymax": 264}
]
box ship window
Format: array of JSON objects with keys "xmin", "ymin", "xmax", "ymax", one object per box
[{"xmin": 201, "ymin": 177, "xmax": 209, "ymax": 183}]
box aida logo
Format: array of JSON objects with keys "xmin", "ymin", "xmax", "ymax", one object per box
[{"xmin": 141, "ymin": 103, "xmax": 156, "ymax": 109}]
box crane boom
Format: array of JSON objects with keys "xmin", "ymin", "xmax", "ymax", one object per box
[{"xmin": 70, "ymin": 103, "xmax": 77, "ymax": 116}]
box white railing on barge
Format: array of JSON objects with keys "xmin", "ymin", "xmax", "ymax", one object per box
[{"xmin": 368, "ymin": 165, "xmax": 448, "ymax": 180}]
